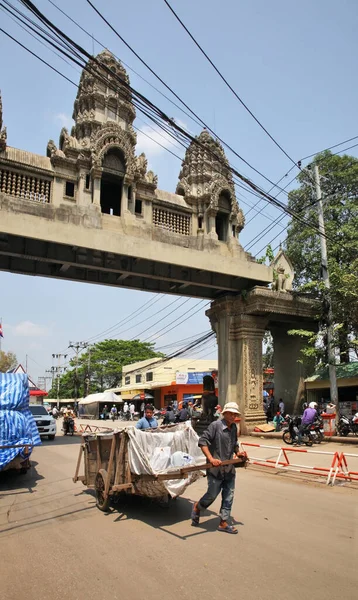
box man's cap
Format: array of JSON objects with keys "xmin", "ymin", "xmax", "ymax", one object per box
[{"xmin": 222, "ymin": 402, "xmax": 241, "ymax": 415}]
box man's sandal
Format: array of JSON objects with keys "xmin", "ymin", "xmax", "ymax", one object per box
[
  {"xmin": 217, "ymin": 524, "xmax": 238, "ymax": 534},
  {"xmin": 191, "ymin": 506, "xmax": 200, "ymax": 526}
]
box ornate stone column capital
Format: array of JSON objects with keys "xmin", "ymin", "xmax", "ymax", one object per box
[{"xmin": 229, "ymin": 314, "xmax": 268, "ymax": 340}]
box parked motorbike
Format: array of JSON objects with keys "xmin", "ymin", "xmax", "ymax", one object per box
[
  {"xmin": 337, "ymin": 413, "xmax": 358, "ymax": 437},
  {"xmin": 309, "ymin": 416, "xmax": 324, "ymax": 444},
  {"xmin": 63, "ymin": 416, "xmax": 75, "ymax": 436},
  {"xmin": 282, "ymin": 415, "xmax": 314, "ymax": 446}
]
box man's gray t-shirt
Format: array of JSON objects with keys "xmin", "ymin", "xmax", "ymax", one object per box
[{"xmin": 198, "ymin": 419, "xmax": 238, "ymax": 479}]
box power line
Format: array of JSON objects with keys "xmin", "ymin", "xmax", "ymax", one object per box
[
  {"xmin": 4, "ymin": 2, "xmax": 345, "ymax": 247},
  {"xmin": 300, "ymin": 134, "xmax": 358, "ymax": 161},
  {"xmin": 2, "ymin": 1, "xmax": 294, "ymax": 213},
  {"xmin": 83, "ymin": 294, "xmax": 162, "ymax": 344},
  {"xmin": 46, "ymin": 0, "xmax": 205, "ymax": 131},
  {"xmin": 83, "ymin": 0, "xmax": 296, "ymax": 193},
  {"xmin": 163, "ymin": 0, "xmax": 297, "ymax": 168},
  {"xmin": 141, "ymin": 301, "xmax": 208, "ymax": 343}
]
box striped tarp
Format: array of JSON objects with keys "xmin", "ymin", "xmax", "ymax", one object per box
[{"xmin": 0, "ymin": 372, "xmax": 41, "ymax": 470}]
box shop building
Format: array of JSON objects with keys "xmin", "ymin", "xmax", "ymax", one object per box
[
  {"xmin": 305, "ymin": 362, "xmax": 358, "ymax": 416},
  {"xmin": 106, "ymin": 358, "xmax": 218, "ymax": 408}
]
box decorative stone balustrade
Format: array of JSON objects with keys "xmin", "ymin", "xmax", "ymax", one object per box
[
  {"xmin": 0, "ymin": 168, "xmax": 51, "ymax": 203},
  {"xmin": 152, "ymin": 206, "xmax": 190, "ymax": 236}
]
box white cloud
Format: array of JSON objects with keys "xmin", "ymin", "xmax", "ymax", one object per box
[
  {"xmin": 12, "ymin": 321, "xmax": 50, "ymax": 338},
  {"xmin": 55, "ymin": 113, "xmax": 74, "ymax": 130}
]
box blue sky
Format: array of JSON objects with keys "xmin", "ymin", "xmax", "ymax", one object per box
[{"xmin": 0, "ymin": 0, "xmax": 357, "ymax": 384}]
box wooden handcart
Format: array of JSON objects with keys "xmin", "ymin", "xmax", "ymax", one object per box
[{"xmin": 73, "ymin": 429, "xmax": 248, "ymax": 512}]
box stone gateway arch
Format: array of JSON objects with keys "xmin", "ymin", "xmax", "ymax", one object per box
[{"xmin": 0, "ymin": 52, "xmax": 317, "ymax": 431}]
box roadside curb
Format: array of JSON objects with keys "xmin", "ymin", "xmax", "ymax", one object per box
[{"xmin": 250, "ymin": 432, "xmax": 358, "ymax": 444}]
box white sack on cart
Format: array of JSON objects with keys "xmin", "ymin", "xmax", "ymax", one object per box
[{"xmin": 127, "ymin": 423, "xmax": 205, "ymax": 497}]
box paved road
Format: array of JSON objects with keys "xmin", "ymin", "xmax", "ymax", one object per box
[{"xmin": 0, "ymin": 433, "xmax": 357, "ymax": 600}]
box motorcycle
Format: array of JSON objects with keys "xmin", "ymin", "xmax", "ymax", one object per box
[
  {"xmin": 63, "ymin": 416, "xmax": 75, "ymax": 436},
  {"xmin": 282, "ymin": 415, "xmax": 314, "ymax": 446},
  {"xmin": 337, "ymin": 413, "xmax": 358, "ymax": 437},
  {"xmin": 309, "ymin": 416, "xmax": 324, "ymax": 444}
]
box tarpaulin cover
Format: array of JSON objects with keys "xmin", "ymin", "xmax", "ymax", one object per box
[
  {"xmin": 0, "ymin": 373, "xmax": 41, "ymax": 470},
  {"xmin": 127, "ymin": 423, "xmax": 205, "ymax": 497}
]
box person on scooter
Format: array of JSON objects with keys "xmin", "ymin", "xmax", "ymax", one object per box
[
  {"xmin": 110, "ymin": 404, "xmax": 117, "ymax": 421},
  {"xmin": 297, "ymin": 401, "xmax": 318, "ymax": 445},
  {"xmin": 63, "ymin": 405, "xmax": 75, "ymax": 434}
]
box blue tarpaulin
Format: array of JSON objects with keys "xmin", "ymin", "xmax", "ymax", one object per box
[{"xmin": 0, "ymin": 372, "xmax": 41, "ymax": 470}]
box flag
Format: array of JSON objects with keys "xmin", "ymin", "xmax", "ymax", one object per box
[{"xmin": 0, "ymin": 323, "xmax": 3, "ymax": 338}]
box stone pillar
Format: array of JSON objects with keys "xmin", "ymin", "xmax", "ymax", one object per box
[
  {"xmin": 91, "ymin": 167, "xmax": 102, "ymax": 207},
  {"xmin": 208, "ymin": 299, "xmax": 267, "ymax": 433},
  {"xmin": 207, "ymin": 209, "xmax": 218, "ymax": 240},
  {"xmin": 121, "ymin": 183, "xmax": 129, "ymax": 213},
  {"xmin": 271, "ymin": 325, "xmax": 308, "ymax": 414}
]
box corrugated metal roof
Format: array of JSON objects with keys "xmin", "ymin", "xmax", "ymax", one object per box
[{"xmin": 305, "ymin": 362, "xmax": 358, "ymax": 382}]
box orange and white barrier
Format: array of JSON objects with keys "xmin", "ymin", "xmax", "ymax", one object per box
[{"xmin": 239, "ymin": 441, "xmax": 358, "ymax": 486}]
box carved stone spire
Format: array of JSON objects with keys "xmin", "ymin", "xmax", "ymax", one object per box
[
  {"xmin": 0, "ymin": 91, "xmax": 7, "ymax": 152},
  {"xmin": 176, "ymin": 129, "xmax": 244, "ymax": 232},
  {"xmin": 72, "ymin": 50, "xmax": 136, "ymax": 148}
]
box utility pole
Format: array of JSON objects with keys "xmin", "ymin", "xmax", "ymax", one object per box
[
  {"xmin": 84, "ymin": 344, "xmax": 92, "ymax": 397},
  {"xmin": 69, "ymin": 342, "xmax": 88, "ymax": 408},
  {"xmin": 313, "ymin": 165, "xmax": 339, "ymax": 409},
  {"xmin": 51, "ymin": 353, "xmax": 68, "ymax": 409}
]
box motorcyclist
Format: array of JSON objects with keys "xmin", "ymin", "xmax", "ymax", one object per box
[
  {"xmin": 63, "ymin": 405, "xmax": 75, "ymax": 434},
  {"xmin": 110, "ymin": 404, "xmax": 118, "ymax": 421},
  {"xmin": 296, "ymin": 401, "xmax": 318, "ymax": 445}
]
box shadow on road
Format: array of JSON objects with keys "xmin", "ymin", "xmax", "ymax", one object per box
[
  {"xmin": 0, "ymin": 460, "xmax": 43, "ymax": 494},
  {"xmin": 41, "ymin": 435, "xmax": 81, "ymax": 447},
  {"xmin": 98, "ymin": 493, "xmax": 245, "ymax": 540}
]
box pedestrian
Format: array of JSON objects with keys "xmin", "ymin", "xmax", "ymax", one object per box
[
  {"xmin": 102, "ymin": 405, "xmax": 108, "ymax": 420},
  {"xmin": 266, "ymin": 396, "xmax": 273, "ymax": 423},
  {"xmin": 129, "ymin": 402, "xmax": 135, "ymax": 421},
  {"xmin": 273, "ymin": 411, "xmax": 284, "ymax": 432},
  {"xmin": 135, "ymin": 404, "xmax": 158, "ymax": 430},
  {"xmin": 123, "ymin": 402, "xmax": 129, "ymax": 419},
  {"xmin": 278, "ymin": 398, "xmax": 285, "ymax": 415},
  {"xmin": 191, "ymin": 401, "xmax": 242, "ymax": 534},
  {"xmin": 140, "ymin": 401, "xmax": 145, "ymax": 418},
  {"xmin": 163, "ymin": 404, "xmax": 176, "ymax": 425},
  {"xmin": 177, "ymin": 402, "xmax": 190, "ymax": 422},
  {"xmin": 52, "ymin": 406, "xmax": 58, "ymax": 418}
]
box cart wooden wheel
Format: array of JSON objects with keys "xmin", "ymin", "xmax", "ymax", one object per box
[{"xmin": 95, "ymin": 469, "xmax": 111, "ymax": 512}]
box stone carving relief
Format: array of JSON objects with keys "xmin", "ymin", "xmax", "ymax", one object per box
[
  {"xmin": 271, "ymin": 249, "xmax": 295, "ymax": 292},
  {"xmin": 46, "ymin": 139, "xmax": 65, "ymax": 158},
  {"xmin": 135, "ymin": 152, "xmax": 147, "ymax": 179},
  {"xmin": 246, "ymin": 340, "xmax": 261, "ymax": 412},
  {"xmin": 59, "ymin": 127, "xmax": 80, "ymax": 152},
  {"xmin": 145, "ymin": 170, "xmax": 158, "ymax": 185},
  {"xmin": 90, "ymin": 123, "xmax": 136, "ymax": 176}
]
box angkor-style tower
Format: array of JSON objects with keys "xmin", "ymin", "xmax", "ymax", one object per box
[
  {"xmin": 176, "ymin": 129, "xmax": 244, "ymax": 242},
  {"xmin": 46, "ymin": 50, "xmax": 156, "ymax": 215}
]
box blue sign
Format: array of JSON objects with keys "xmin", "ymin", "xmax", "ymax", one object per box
[{"xmin": 176, "ymin": 371, "xmax": 212, "ymax": 385}]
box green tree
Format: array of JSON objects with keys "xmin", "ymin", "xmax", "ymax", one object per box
[
  {"xmin": 48, "ymin": 339, "xmax": 164, "ymax": 399},
  {"xmin": 286, "ymin": 151, "xmax": 358, "ymax": 364},
  {"xmin": 0, "ymin": 350, "xmax": 17, "ymax": 372}
]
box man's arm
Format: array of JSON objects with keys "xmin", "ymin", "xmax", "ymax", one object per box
[{"xmin": 198, "ymin": 422, "xmax": 221, "ymax": 467}]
